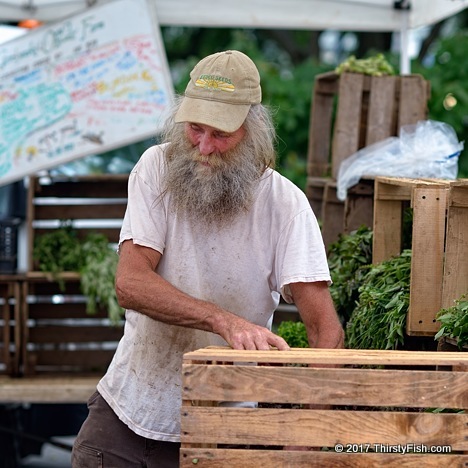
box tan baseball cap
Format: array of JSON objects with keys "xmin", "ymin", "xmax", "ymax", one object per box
[{"xmin": 174, "ymin": 50, "xmax": 262, "ymax": 133}]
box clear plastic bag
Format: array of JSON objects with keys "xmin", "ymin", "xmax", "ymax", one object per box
[{"xmin": 337, "ymin": 120, "xmax": 463, "ymax": 201}]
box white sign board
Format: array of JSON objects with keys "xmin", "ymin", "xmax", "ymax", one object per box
[{"xmin": 0, "ymin": 0, "xmax": 174, "ymax": 187}]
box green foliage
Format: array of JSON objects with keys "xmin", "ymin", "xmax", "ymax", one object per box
[
  {"xmin": 335, "ymin": 53, "xmax": 395, "ymax": 76},
  {"xmin": 412, "ymin": 31, "xmax": 468, "ymax": 178},
  {"xmin": 435, "ymin": 295, "xmax": 468, "ymax": 349},
  {"xmin": 34, "ymin": 224, "xmax": 124, "ymax": 324},
  {"xmin": 33, "ymin": 222, "xmax": 83, "ymax": 289},
  {"xmin": 346, "ymin": 250, "xmax": 412, "ymax": 350},
  {"xmin": 327, "ymin": 227, "xmax": 373, "ymax": 324},
  {"xmin": 277, "ymin": 321, "xmax": 309, "ymax": 348}
]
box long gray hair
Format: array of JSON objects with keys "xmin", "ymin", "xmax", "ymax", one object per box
[{"xmin": 160, "ymin": 96, "xmax": 277, "ymax": 171}]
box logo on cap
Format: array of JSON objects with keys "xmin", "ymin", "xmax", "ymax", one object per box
[{"xmin": 195, "ymin": 74, "xmax": 235, "ymax": 92}]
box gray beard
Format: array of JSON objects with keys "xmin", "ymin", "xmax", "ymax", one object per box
[{"xmin": 164, "ymin": 135, "xmax": 263, "ymax": 227}]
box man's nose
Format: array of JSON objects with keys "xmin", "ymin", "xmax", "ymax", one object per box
[{"xmin": 198, "ymin": 133, "xmax": 215, "ymax": 155}]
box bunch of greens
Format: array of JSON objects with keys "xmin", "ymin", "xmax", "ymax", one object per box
[
  {"xmin": 34, "ymin": 223, "xmax": 124, "ymax": 324},
  {"xmin": 435, "ymin": 295, "xmax": 468, "ymax": 349},
  {"xmin": 335, "ymin": 53, "xmax": 395, "ymax": 76},
  {"xmin": 277, "ymin": 321, "xmax": 309, "ymax": 348},
  {"xmin": 33, "ymin": 222, "xmax": 84, "ymax": 285},
  {"xmin": 346, "ymin": 250, "xmax": 411, "ymax": 350},
  {"xmin": 327, "ymin": 226, "xmax": 373, "ymax": 324},
  {"xmin": 80, "ymin": 233, "xmax": 123, "ymax": 325}
]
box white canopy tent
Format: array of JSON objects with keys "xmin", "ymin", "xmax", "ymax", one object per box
[{"xmin": 0, "ymin": 0, "xmax": 467, "ymax": 72}]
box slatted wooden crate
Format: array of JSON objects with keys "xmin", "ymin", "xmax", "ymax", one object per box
[
  {"xmin": 0, "ymin": 275, "xmax": 23, "ymax": 376},
  {"xmin": 373, "ymin": 177, "xmax": 468, "ymax": 336},
  {"xmin": 181, "ymin": 347, "xmax": 468, "ymax": 468},
  {"xmin": 21, "ymin": 175, "xmax": 128, "ymax": 375},
  {"xmin": 21, "ymin": 277, "xmax": 123, "ymax": 375},
  {"xmin": 26, "ymin": 174, "xmax": 128, "ymax": 271},
  {"xmin": 306, "ymin": 71, "xmax": 430, "ymax": 248}
]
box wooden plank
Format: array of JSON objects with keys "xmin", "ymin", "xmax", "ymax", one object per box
[
  {"xmin": 366, "ymin": 76, "xmax": 397, "ymax": 145},
  {"xmin": 372, "ymin": 196, "xmax": 402, "ymax": 264},
  {"xmin": 442, "ymin": 187, "xmax": 468, "ymax": 308},
  {"xmin": 344, "ymin": 179, "xmax": 374, "ymax": 233},
  {"xmin": 0, "ymin": 283, "xmax": 11, "ymax": 374},
  {"xmin": 180, "ymin": 449, "xmax": 467, "ymax": 468},
  {"xmin": 398, "ymin": 75, "xmax": 429, "ymax": 129},
  {"xmin": 307, "ymin": 87, "xmax": 335, "ymax": 177},
  {"xmin": 28, "ymin": 325, "xmax": 123, "ymax": 343},
  {"xmin": 28, "ymin": 349, "xmax": 115, "ymax": 369},
  {"xmin": 321, "ymin": 181, "xmax": 344, "ymax": 248},
  {"xmin": 0, "ymin": 375, "xmax": 99, "ymax": 403},
  {"xmin": 183, "ymin": 347, "xmax": 468, "ymax": 367},
  {"xmin": 28, "ymin": 304, "xmax": 109, "ymax": 319},
  {"xmin": 181, "ymin": 408, "xmax": 468, "ymax": 450},
  {"xmin": 33, "ymin": 203, "xmax": 126, "ymax": 220},
  {"xmin": 33, "ymin": 176, "xmax": 128, "ymax": 198},
  {"xmin": 407, "ymin": 187, "xmax": 447, "ymax": 335},
  {"xmin": 331, "ymin": 73, "xmax": 365, "ymax": 178},
  {"xmin": 182, "ymin": 365, "xmax": 468, "ymax": 408}
]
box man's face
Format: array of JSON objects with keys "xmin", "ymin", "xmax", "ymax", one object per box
[
  {"xmin": 164, "ymin": 120, "xmax": 263, "ymax": 227},
  {"xmin": 184, "ymin": 122, "xmax": 246, "ymax": 168}
]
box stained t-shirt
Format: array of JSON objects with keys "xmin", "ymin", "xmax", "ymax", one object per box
[{"xmin": 97, "ymin": 144, "xmax": 331, "ymax": 441}]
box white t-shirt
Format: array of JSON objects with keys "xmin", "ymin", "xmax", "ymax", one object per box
[{"xmin": 97, "ymin": 144, "xmax": 330, "ymax": 442}]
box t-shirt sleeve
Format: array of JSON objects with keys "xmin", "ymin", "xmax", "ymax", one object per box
[
  {"xmin": 119, "ymin": 146, "xmax": 168, "ymax": 254},
  {"xmin": 275, "ymin": 208, "xmax": 331, "ymax": 303}
]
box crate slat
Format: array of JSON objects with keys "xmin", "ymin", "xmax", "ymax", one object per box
[{"xmin": 180, "ymin": 449, "xmax": 465, "ymax": 468}]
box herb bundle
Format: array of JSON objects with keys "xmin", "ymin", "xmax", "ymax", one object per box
[
  {"xmin": 34, "ymin": 223, "xmax": 124, "ymax": 324},
  {"xmin": 435, "ymin": 295, "xmax": 468, "ymax": 349},
  {"xmin": 277, "ymin": 321, "xmax": 309, "ymax": 348},
  {"xmin": 327, "ymin": 226, "xmax": 373, "ymax": 324},
  {"xmin": 345, "ymin": 250, "xmax": 411, "ymax": 350}
]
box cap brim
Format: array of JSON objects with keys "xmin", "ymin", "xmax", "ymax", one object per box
[{"xmin": 174, "ymin": 96, "xmax": 250, "ymax": 133}]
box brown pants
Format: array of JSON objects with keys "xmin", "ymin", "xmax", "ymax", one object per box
[{"xmin": 72, "ymin": 391, "xmax": 180, "ymax": 467}]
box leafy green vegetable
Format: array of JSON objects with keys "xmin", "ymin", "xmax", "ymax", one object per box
[
  {"xmin": 33, "ymin": 221, "xmax": 83, "ymax": 289},
  {"xmin": 345, "ymin": 250, "xmax": 411, "ymax": 350},
  {"xmin": 335, "ymin": 53, "xmax": 395, "ymax": 76},
  {"xmin": 327, "ymin": 226, "xmax": 373, "ymax": 324},
  {"xmin": 435, "ymin": 295, "xmax": 468, "ymax": 349},
  {"xmin": 277, "ymin": 321, "xmax": 309, "ymax": 348},
  {"xmin": 34, "ymin": 224, "xmax": 124, "ymax": 324}
]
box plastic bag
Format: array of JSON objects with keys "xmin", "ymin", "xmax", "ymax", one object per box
[{"xmin": 337, "ymin": 120, "xmax": 464, "ymax": 201}]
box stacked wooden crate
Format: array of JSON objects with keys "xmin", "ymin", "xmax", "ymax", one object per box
[
  {"xmin": 372, "ymin": 176, "xmax": 468, "ymax": 336},
  {"xmin": 0, "ymin": 275, "xmax": 23, "ymax": 376},
  {"xmin": 181, "ymin": 347, "xmax": 468, "ymax": 467},
  {"xmin": 306, "ymin": 71, "xmax": 430, "ymax": 248},
  {"xmin": 20, "ymin": 175, "xmax": 128, "ymax": 375}
]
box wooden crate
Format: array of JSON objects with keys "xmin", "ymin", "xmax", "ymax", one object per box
[
  {"xmin": 21, "ymin": 174, "xmax": 128, "ymax": 375},
  {"xmin": 27, "ymin": 174, "xmax": 128, "ymax": 271},
  {"xmin": 0, "ymin": 275, "xmax": 23, "ymax": 376},
  {"xmin": 306, "ymin": 72, "xmax": 430, "ymax": 247},
  {"xmin": 21, "ymin": 277, "xmax": 123, "ymax": 376},
  {"xmin": 373, "ymin": 177, "xmax": 468, "ymax": 336},
  {"xmin": 181, "ymin": 347, "xmax": 468, "ymax": 467},
  {"xmin": 307, "ymin": 71, "xmax": 430, "ymax": 180}
]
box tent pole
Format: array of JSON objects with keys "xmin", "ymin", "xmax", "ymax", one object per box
[{"xmin": 400, "ymin": 8, "xmax": 411, "ymax": 74}]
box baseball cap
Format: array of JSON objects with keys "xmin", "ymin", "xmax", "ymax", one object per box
[{"xmin": 174, "ymin": 50, "xmax": 262, "ymax": 133}]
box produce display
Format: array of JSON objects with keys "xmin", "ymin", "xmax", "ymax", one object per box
[
  {"xmin": 34, "ymin": 223, "xmax": 123, "ymax": 324},
  {"xmin": 345, "ymin": 250, "xmax": 411, "ymax": 350},
  {"xmin": 335, "ymin": 53, "xmax": 395, "ymax": 76},
  {"xmin": 327, "ymin": 226, "xmax": 373, "ymax": 324},
  {"xmin": 435, "ymin": 295, "xmax": 468, "ymax": 349}
]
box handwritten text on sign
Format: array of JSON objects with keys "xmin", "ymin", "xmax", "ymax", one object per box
[{"xmin": 0, "ymin": 0, "xmax": 173, "ymax": 186}]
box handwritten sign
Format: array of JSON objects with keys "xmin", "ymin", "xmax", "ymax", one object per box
[{"xmin": 0, "ymin": 0, "xmax": 174, "ymax": 187}]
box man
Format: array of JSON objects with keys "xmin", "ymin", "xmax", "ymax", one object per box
[{"xmin": 72, "ymin": 50, "xmax": 344, "ymax": 467}]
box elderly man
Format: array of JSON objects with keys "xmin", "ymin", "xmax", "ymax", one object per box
[{"xmin": 72, "ymin": 50, "xmax": 344, "ymax": 467}]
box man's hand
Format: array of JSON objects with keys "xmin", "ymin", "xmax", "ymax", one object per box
[{"xmin": 218, "ymin": 316, "xmax": 290, "ymax": 350}]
